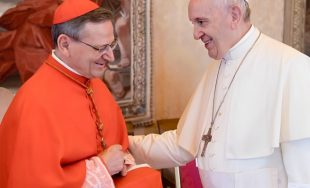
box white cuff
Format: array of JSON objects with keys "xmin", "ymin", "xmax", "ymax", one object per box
[{"xmin": 82, "ymin": 156, "xmax": 115, "ymax": 188}]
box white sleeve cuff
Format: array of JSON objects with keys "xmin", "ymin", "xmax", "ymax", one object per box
[{"xmin": 82, "ymin": 156, "xmax": 115, "ymax": 188}]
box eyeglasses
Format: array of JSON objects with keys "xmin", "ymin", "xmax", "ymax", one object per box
[{"xmin": 75, "ymin": 38, "xmax": 118, "ymax": 54}]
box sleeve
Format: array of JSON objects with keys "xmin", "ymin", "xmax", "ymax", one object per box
[
  {"xmin": 280, "ymin": 54, "xmax": 310, "ymax": 142},
  {"xmin": 281, "ymin": 138, "xmax": 310, "ymax": 187},
  {"xmin": 82, "ymin": 157, "xmax": 115, "ymax": 188},
  {"xmin": 128, "ymin": 130, "xmax": 194, "ymax": 169}
]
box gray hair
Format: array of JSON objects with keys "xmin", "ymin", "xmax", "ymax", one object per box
[
  {"xmin": 214, "ymin": 0, "xmax": 251, "ymax": 21},
  {"xmin": 51, "ymin": 7, "xmax": 113, "ymax": 47}
]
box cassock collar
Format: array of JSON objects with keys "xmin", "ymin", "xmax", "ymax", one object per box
[
  {"xmin": 52, "ymin": 50, "xmax": 81, "ymax": 76},
  {"xmin": 223, "ymin": 25, "xmax": 260, "ymax": 61},
  {"xmin": 48, "ymin": 53, "xmax": 88, "ymax": 85}
]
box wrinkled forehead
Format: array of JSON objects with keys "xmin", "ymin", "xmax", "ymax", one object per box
[
  {"xmin": 79, "ymin": 21, "xmax": 114, "ymax": 41},
  {"xmin": 188, "ymin": 0, "xmax": 218, "ymax": 20}
]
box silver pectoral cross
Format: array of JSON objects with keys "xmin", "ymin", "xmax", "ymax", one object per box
[{"xmin": 201, "ymin": 127, "xmax": 212, "ymax": 157}]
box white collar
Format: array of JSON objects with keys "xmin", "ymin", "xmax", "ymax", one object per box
[
  {"xmin": 51, "ymin": 50, "xmax": 82, "ymax": 76},
  {"xmin": 223, "ymin": 25, "xmax": 260, "ymax": 61}
]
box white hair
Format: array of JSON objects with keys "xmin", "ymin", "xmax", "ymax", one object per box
[{"xmin": 214, "ymin": 0, "xmax": 251, "ymax": 21}]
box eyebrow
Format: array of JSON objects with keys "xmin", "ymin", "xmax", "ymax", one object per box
[
  {"xmin": 192, "ymin": 17, "xmax": 208, "ymax": 23},
  {"xmin": 97, "ymin": 38, "xmax": 117, "ymax": 48}
]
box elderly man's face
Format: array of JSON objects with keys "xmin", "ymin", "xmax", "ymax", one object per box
[
  {"xmin": 67, "ymin": 21, "xmax": 116, "ymax": 79},
  {"xmin": 188, "ymin": 0, "xmax": 234, "ymax": 60}
]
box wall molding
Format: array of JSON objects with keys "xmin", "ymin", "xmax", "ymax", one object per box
[{"xmin": 283, "ymin": 0, "xmax": 306, "ymax": 52}]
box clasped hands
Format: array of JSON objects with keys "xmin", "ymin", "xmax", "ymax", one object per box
[{"xmin": 98, "ymin": 144, "xmax": 134, "ymax": 176}]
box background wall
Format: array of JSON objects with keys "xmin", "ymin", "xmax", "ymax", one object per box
[{"xmin": 152, "ymin": 0, "xmax": 285, "ymax": 120}]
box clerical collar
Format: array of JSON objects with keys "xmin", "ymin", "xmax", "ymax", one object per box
[
  {"xmin": 51, "ymin": 50, "xmax": 82, "ymax": 76},
  {"xmin": 223, "ymin": 25, "xmax": 260, "ymax": 61}
]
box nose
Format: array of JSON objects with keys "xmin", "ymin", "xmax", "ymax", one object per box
[
  {"xmin": 193, "ymin": 26, "xmax": 203, "ymax": 40},
  {"xmin": 102, "ymin": 47, "xmax": 115, "ymax": 62}
]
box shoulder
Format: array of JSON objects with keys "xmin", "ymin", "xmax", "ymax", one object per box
[
  {"xmin": 92, "ymin": 78, "xmax": 112, "ymax": 95},
  {"xmin": 91, "ymin": 78, "xmax": 118, "ymax": 105},
  {"xmin": 259, "ymin": 34, "xmax": 309, "ymax": 62}
]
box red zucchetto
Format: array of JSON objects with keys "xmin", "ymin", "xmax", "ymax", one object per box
[{"xmin": 53, "ymin": 0, "xmax": 99, "ymax": 24}]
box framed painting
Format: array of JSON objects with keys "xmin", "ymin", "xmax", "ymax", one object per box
[
  {"xmin": 283, "ymin": 0, "xmax": 306, "ymax": 53},
  {"xmin": 103, "ymin": 0, "xmax": 153, "ymax": 126}
]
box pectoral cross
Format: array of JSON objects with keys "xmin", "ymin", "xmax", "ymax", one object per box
[{"xmin": 201, "ymin": 127, "xmax": 212, "ymax": 157}]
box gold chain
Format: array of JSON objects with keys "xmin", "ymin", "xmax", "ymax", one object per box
[
  {"xmin": 46, "ymin": 61, "xmax": 106, "ymax": 151},
  {"xmin": 211, "ymin": 33, "xmax": 261, "ymax": 134},
  {"xmin": 201, "ymin": 32, "xmax": 261, "ymax": 157},
  {"xmin": 211, "ymin": 32, "xmax": 261, "ymax": 126}
]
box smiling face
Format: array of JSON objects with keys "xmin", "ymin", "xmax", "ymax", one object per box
[
  {"xmin": 66, "ymin": 20, "xmax": 115, "ymax": 79},
  {"xmin": 188, "ymin": 0, "xmax": 235, "ymax": 60}
]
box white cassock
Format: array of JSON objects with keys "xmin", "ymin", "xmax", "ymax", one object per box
[{"xmin": 129, "ymin": 26, "xmax": 310, "ymax": 188}]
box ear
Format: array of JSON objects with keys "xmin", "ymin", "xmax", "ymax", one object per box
[
  {"xmin": 230, "ymin": 5, "xmax": 242, "ymax": 29},
  {"xmin": 57, "ymin": 34, "xmax": 72, "ymax": 57}
]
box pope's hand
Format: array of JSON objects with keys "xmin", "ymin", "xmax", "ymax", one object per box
[{"xmin": 98, "ymin": 144, "xmax": 125, "ymax": 175}]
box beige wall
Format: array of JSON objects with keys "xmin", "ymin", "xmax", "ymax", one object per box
[
  {"xmin": 250, "ymin": 0, "xmax": 284, "ymax": 41},
  {"xmin": 152, "ymin": 0, "xmax": 284, "ymax": 120}
]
